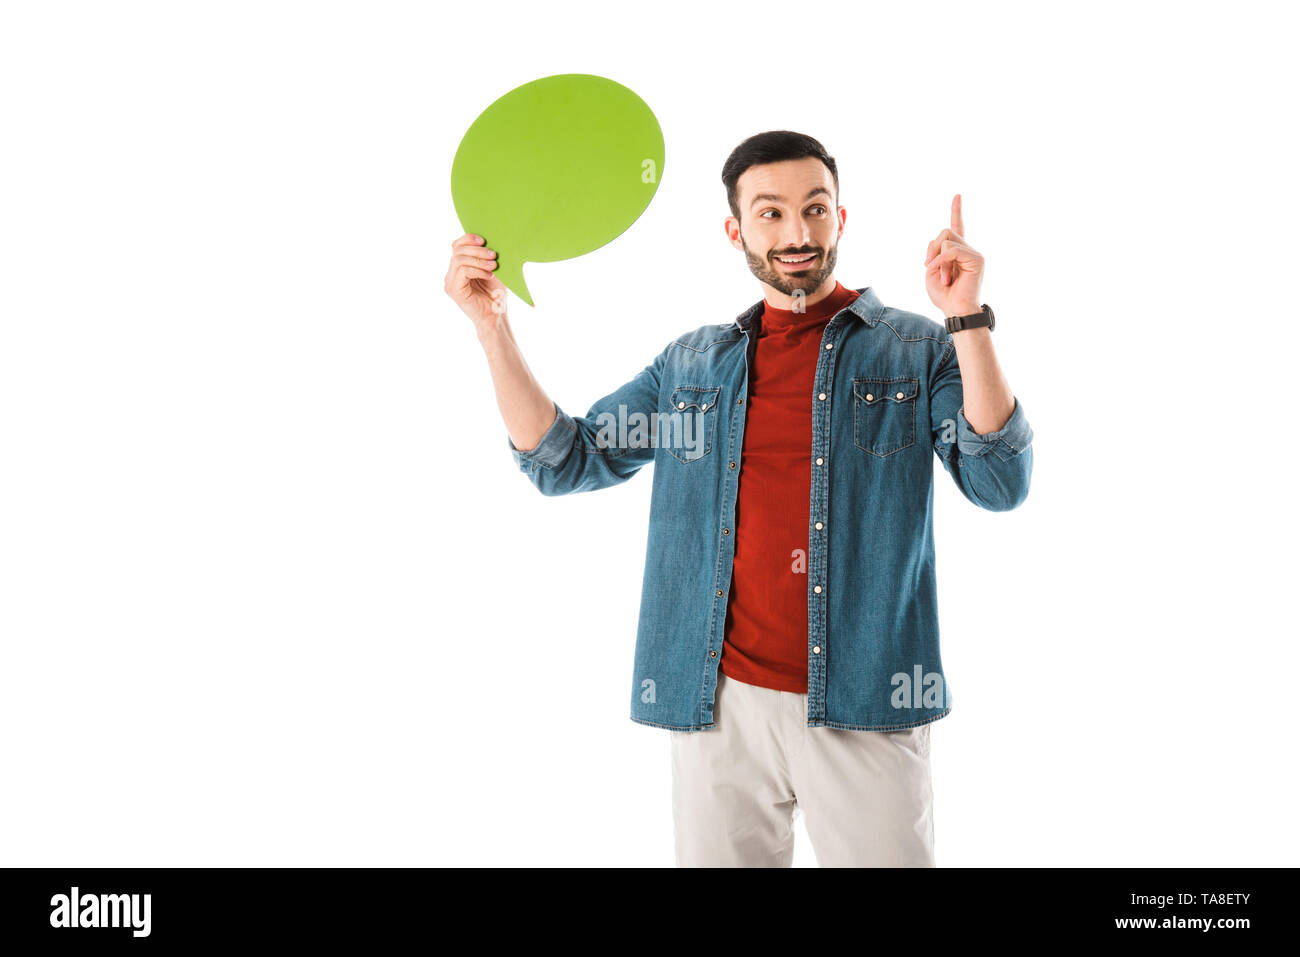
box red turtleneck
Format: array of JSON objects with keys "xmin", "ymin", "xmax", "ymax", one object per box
[{"xmin": 720, "ymin": 280, "xmax": 861, "ymax": 693}]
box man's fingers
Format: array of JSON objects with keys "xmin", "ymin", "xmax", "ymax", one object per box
[
  {"xmin": 925, "ymin": 230, "xmax": 959, "ymax": 264},
  {"xmin": 446, "ymin": 251, "xmax": 498, "ymax": 280},
  {"xmin": 925, "ymin": 246, "xmax": 949, "ymax": 286},
  {"xmin": 925, "ymin": 239, "xmax": 980, "ymax": 267},
  {"xmin": 925, "ymin": 240, "xmax": 955, "ymax": 267},
  {"xmin": 925, "ymin": 243, "xmax": 968, "ymax": 286},
  {"xmin": 456, "ymin": 255, "xmax": 498, "ymax": 273},
  {"xmin": 928, "ymin": 227, "xmax": 961, "ymax": 250},
  {"xmin": 924, "ymin": 201, "xmax": 972, "ymax": 269},
  {"xmin": 446, "ymin": 236, "xmax": 496, "ymax": 284},
  {"xmin": 926, "ymin": 249, "xmax": 955, "ymax": 274},
  {"xmin": 455, "ymin": 258, "xmax": 499, "ymax": 283},
  {"xmin": 450, "ymin": 234, "xmax": 497, "ymax": 261},
  {"xmin": 444, "ymin": 253, "xmax": 500, "ymax": 293}
]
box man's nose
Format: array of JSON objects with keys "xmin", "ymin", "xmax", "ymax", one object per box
[{"xmin": 779, "ymin": 223, "xmax": 813, "ymax": 250}]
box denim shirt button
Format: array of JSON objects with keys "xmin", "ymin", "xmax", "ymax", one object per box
[
  {"xmin": 709, "ymin": 650, "xmax": 717, "ymax": 658},
  {"xmin": 814, "ymin": 585, "xmax": 822, "ymax": 594},
  {"xmin": 815, "ymin": 457, "xmax": 823, "ymax": 466},
  {"xmin": 722, "ymin": 528, "xmax": 730, "ymax": 535},
  {"xmin": 715, "ymin": 589, "xmax": 723, "ymax": 596},
  {"xmin": 815, "ymin": 521, "xmax": 823, "ymax": 530},
  {"xmin": 677, "ymin": 401, "xmax": 685, "ymax": 409},
  {"xmin": 812, "ymin": 646, "xmax": 821, "ymax": 654},
  {"xmin": 818, "ymin": 392, "xmax": 826, "ymax": 400},
  {"xmin": 825, "ymin": 342, "xmax": 833, "ymax": 349}
]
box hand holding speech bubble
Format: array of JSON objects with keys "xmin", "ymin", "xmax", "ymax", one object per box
[{"xmin": 450, "ymin": 73, "xmax": 664, "ymax": 307}]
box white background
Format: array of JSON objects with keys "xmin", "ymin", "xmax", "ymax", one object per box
[{"xmin": 2, "ymin": 0, "xmax": 1296, "ymax": 867}]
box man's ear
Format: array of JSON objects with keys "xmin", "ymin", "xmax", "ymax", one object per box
[{"xmin": 724, "ymin": 216, "xmax": 741, "ymax": 250}]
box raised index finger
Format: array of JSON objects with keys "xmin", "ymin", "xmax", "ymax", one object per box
[{"xmin": 951, "ymin": 194, "xmax": 964, "ymax": 238}]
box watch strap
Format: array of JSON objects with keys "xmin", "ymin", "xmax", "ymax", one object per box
[{"xmin": 945, "ymin": 303, "xmax": 994, "ymax": 334}]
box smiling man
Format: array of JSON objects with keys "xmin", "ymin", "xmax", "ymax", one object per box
[{"xmin": 446, "ymin": 130, "xmax": 1035, "ymax": 867}]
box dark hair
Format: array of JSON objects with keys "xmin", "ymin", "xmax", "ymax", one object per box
[{"xmin": 721, "ymin": 130, "xmax": 839, "ymax": 221}]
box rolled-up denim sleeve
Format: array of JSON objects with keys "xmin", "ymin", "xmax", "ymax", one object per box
[
  {"xmin": 507, "ymin": 340, "xmax": 670, "ymax": 496},
  {"xmin": 929, "ymin": 337, "xmax": 1034, "ymax": 511}
]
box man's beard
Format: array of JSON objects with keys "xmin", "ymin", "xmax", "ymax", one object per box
[{"xmin": 741, "ymin": 232, "xmax": 838, "ymax": 298}]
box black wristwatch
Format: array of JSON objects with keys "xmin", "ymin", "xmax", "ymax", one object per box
[{"xmin": 945, "ymin": 303, "xmax": 995, "ymax": 334}]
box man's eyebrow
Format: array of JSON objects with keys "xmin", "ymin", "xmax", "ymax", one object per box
[{"xmin": 749, "ymin": 186, "xmax": 832, "ymax": 210}]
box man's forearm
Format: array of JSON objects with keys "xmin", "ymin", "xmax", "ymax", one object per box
[
  {"xmin": 477, "ymin": 318, "xmax": 558, "ymax": 452},
  {"xmin": 949, "ymin": 325, "xmax": 1016, "ymax": 436}
]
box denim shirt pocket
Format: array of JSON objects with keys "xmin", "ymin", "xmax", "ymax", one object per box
[
  {"xmin": 665, "ymin": 385, "xmax": 720, "ymax": 464},
  {"xmin": 853, "ymin": 376, "xmax": 919, "ymax": 457}
]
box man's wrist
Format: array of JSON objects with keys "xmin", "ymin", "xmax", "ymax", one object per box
[
  {"xmin": 950, "ymin": 324, "xmax": 992, "ymax": 341},
  {"xmin": 476, "ymin": 315, "xmax": 514, "ymax": 350}
]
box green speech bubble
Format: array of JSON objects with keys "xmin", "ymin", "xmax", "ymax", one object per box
[{"xmin": 451, "ymin": 73, "xmax": 664, "ymax": 307}]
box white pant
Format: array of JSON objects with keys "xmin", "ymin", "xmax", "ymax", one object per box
[{"xmin": 670, "ymin": 669, "xmax": 936, "ymax": 867}]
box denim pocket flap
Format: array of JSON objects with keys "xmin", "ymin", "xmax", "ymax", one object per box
[
  {"xmin": 670, "ymin": 385, "xmax": 720, "ymax": 412},
  {"xmin": 853, "ymin": 378, "xmax": 917, "ymax": 403}
]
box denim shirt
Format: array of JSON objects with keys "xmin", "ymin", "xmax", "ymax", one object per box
[{"xmin": 507, "ymin": 286, "xmax": 1034, "ymax": 732}]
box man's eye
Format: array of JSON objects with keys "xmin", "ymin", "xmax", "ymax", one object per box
[{"xmin": 759, "ymin": 205, "xmax": 825, "ymax": 219}]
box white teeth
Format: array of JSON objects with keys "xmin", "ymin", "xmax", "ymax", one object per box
[{"xmin": 777, "ymin": 254, "xmax": 814, "ymax": 263}]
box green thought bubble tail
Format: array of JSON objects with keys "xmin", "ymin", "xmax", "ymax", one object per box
[{"xmin": 495, "ymin": 258, "xmax": 533, "ymax": 307}]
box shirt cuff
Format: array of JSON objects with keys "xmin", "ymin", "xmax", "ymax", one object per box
[
  {"xmin": 508, "ymin": 402, "xmax": 577, "ymax": 472},
  {"xmin": 956, "ymin": 395, "xmax": 1034, "ymax": 458}
]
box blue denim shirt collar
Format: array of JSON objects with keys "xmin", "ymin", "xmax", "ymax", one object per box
[{"xmin": 732, "ymin": 285, "xmax": 885, "ymax": 333}]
